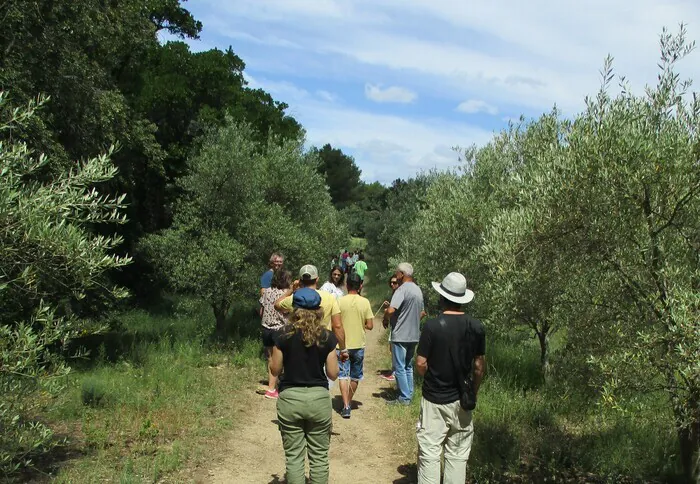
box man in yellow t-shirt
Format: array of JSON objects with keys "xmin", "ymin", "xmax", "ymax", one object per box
[
  {"xmin": 337, "ymin": 273, "xmax": 374, "ymax": 418},
  {"xmin": 275, "ymin": 264, "xmax": 346, "ymax": 351}
]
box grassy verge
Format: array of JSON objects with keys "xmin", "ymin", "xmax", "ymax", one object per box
[
  {"xmin": 24, "ymin": 297, "xmax": 265, "ymax": 483},
  {"xmin": 348, "ymin": 236, "xmax": 367, "ymax": 252},
  {"xmin": 362, "ymin": 271, "xmax": 682, "ymax": 482}
]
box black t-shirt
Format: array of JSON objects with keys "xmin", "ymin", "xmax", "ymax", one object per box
[
  {"xmin": 417, "ymin": 313, "xmax": 486, "ymax": 404},
  {"xmin": 274, "ymin": 325, "xmax": 338, "ymax": 392}
]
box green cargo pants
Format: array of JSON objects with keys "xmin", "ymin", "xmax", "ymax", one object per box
[{"xmin": 277, "ymin": 386, "xmax": 332, "ymax": 484}]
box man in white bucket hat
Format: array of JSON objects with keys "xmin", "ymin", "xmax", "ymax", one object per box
[{"xmin": 415, "ymin": 272, "xmax": 486, "ymax": 484}]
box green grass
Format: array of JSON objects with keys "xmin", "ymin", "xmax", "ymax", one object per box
[
  {"xmin": 348, "ymin": 236, "xmax": 367, "ymax": 252},
  {"xmin": 361, "ymin": 276, "xmax": 683, "ymax": 482},
  {"xmin": 27, "ymin": 296, "xmax": 267, "ymax": 483},
  {"xmin": 466, "ymin": 336, "xmax": 680, "ymax": 482}
]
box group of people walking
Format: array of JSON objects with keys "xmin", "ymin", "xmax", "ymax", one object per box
[
  {"xmin": 331, "ymin": 248, "xmax": 367, "ymax": 279},
  {"xmin": 257, "ymin": 251, "xmax": 486, "ymax": 484}
]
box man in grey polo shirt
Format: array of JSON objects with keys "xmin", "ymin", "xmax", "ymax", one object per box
[{"xmin": 382, "ymin": 262, "xmax": 425, "ymax": 405}]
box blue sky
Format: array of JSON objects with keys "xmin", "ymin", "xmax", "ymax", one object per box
[{"xmin": 171, "ymin": 0, "xmax": 700, "ymax": 184}]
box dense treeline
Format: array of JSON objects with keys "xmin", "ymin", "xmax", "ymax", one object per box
[
  {"xmin": 312, "ymin": 143, "xmax": 394, "ymax": 237},
  {"xmin": 371, "ymin": 29, "xmax": 700, "ymax": 481},
  {"xmin": 0, "ymin": 0, "xmax": 302, "ymax": 299}
]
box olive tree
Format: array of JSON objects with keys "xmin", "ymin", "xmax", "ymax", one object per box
[
  {"xmin": 142, "ymin": 119, "xmax": 346, "ymax": 336},
  {"xmin": 478, "ymin": 112, "xmax": 572, "ymax": 376},
  {"xmin": 520, "ymin": 29, "xmax": 700, "ymax": 480},
  {"xmin": 0, "ymin": 93, "xmax": 130, "ymax": 474}
]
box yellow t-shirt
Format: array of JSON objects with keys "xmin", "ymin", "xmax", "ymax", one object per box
[
  {"xmin": 278, "ymin": 289, "xmax": 341, "ymax": 329},
  {"xmin": 338, "ymin": 294, "xmax": 374, "ymax": 349}
]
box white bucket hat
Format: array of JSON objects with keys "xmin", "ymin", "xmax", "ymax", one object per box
[{"xmin": 431, "ymin": 272, "xmax": 474, "ymax": 304}]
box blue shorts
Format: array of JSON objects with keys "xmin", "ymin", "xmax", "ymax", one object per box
[{"xmin": 337, "ymin": 348, "xmax": 365, "ymax": 381}]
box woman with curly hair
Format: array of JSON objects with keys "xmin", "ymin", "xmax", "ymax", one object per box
[{"xmin": 270, "ymin": 288, "xmax": 339, "ymax": 484}]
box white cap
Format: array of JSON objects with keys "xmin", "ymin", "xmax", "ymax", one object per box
[{"xmin": 299, "ymin": 264, "xmax": 319, "ymax": 280}]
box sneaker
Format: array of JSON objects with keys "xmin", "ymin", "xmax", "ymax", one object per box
[
  {"xmin": 264, "ymin": 389, "xmax": 279, "ymax": 399},
  {"xmin": 380, "ymin": 373, "xmax": 395, "ymax": 382},
  {"xmin": 341, "ymin": 406, "xmax": 351, "ymax": 419}
]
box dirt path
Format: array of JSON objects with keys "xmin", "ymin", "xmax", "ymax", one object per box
[{"xmin": 206, "ymin": 314, "xmax": 415, "ymax": 483}]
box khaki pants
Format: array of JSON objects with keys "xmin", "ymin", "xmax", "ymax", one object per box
[
  {"xmin": 277, "ymin": 386, "xmax": 332, "ymax": 484},
  {"xmin": 416, "ymin": 397, "xmax": 474, "ymax": 484}
]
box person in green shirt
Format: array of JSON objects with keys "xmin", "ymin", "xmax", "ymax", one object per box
[{"xmin": 353, "ymin": 253, "xmax": 368, "ymax": 281}]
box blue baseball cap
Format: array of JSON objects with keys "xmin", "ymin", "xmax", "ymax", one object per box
[{"xmin": 293, "ymin": 288, "xmax": 322, "ymax": 309}]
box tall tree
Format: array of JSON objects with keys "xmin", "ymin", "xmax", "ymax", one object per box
[
  {"xmin": 142, "ymin": 120, "xmax": 345, "ymax": 336},
  {"xmin": 312, "ymin": 144, "xmax": 362, "ymax": 209},
  {"xmin": 398, "ymin": 28, "xmax": 700, "ymax": 480},
  {"xmin": 530, "ymin": 36, "xmax": 700, "ymax": 478},
  {"xmin": 0, "ymin": 0, "xmax": 303, "ymax": 299}
]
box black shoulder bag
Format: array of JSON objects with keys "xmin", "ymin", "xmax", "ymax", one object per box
[{"xmin": 439, "ymin": 316, "xmax": 477, "ymax": 411}]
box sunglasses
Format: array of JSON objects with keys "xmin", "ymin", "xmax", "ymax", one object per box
[{"xmin": 390, "ymin": 281, "xmax": 398, "ymax": 285}]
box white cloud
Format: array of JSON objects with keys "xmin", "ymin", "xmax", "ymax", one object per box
[
  {"xmin": 187, "ymin": 0, "xmax": 700, "ymax": 181},
  {"xmin": 245, "ymin": 75, "xmax": 310, "ymax": 101},
  {"xmin": 364, "ymin": 84, "xmax": 417, "ymax": 103},
  {"xmin": 246, "ymin": 76, "xmax": 491, "ymax": 183},
  {"xmin": 316, "ymin": 90, "xmax": 338, "ymax": 103},
  {"xmin": 222, "ymin": 31, "xmax": 301, "ymax": 49},
  {"xmin": 206, "ymin": 0, "xmax": 700, "ymax": 114},
  {"xmin": 304, "ymin": 106, "xmax": 491, "ymax": 182},
  {"xmin": 457, "ymin": 100, "xmax": 499, "ymax": 115}
]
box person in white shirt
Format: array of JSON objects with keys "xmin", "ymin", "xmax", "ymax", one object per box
[{"xmin": 320, "ymin": 266, "xmax": 345, "ymax": 300}]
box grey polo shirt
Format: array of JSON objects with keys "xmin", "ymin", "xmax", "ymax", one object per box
[{"xmin": 389, "ymin": 281, "xmax": 424, "ymax": 343}]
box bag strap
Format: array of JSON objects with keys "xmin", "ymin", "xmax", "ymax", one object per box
[{"xmin": 439, "ymin": 316, "xmax": 469, "ymax": 396}]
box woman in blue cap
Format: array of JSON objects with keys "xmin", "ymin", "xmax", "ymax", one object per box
[{"xmin": 270, "ymin": 287, "xmax": 339, "ymax": 484}]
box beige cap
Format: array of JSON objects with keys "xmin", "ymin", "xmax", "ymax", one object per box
[{"xmin": 299, "ymin": 264, "xmax": 319, "ymax": 280}]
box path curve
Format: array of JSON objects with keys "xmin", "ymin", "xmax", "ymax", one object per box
[{"xmin": 207, "ymin": 313, "xmax": 414, "ymax": 483}]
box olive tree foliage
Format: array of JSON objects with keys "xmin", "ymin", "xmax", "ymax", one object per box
[
  {"xmin": 142, "ymin": 119, "xmax": 346, "ymax": 336},
  {"xmin": 0, "ymin": 93, "xmax": 130, "ymax": 475},
  {"xmin": 395, "ymin": 114, "xmax": 570, "ymax": 373},
  {"xmin": 479, "ymin": 112, "xmax": 572, "ymax": 376},
  {"xmin": 392, "ymin": 171, "xmax": 481, "ymax": 301},
  {"xmin": 541, "ymin": 31, "xmax": 699, "ymax": 478},
  {"xmin": 396, "ymin": 28, "xmax": 700, "ymax": 479},
  {"xmin": 490, "ymin": 29, "xmax": 700, "ymax": 479},
  {"xmin": 394, "ymin": 120, "xmax": 552, "ymax": 314}
]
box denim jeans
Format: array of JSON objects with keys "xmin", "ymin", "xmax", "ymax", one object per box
[
  {"xmin": 337, "ymin": 348, "xmax": 365, "ymax": 380},
  {"xmin": 391, "ymin": 342, "xmax": 416, "ymax": 402}
]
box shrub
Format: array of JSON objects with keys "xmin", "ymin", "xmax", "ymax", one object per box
[
  {"xmin": 0, "ymin": 92, "xmax": 130, "ymax": 476},
  {"xmin": 81, "ymin": 378, "xmax": 109, "ymax": 408}
]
